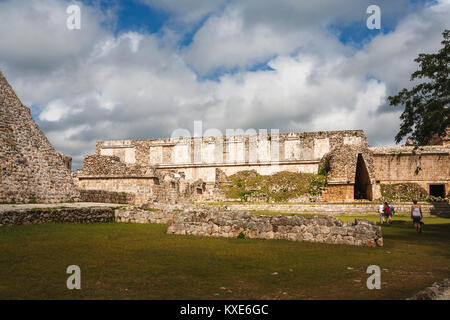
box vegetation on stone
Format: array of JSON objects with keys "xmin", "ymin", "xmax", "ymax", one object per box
[
  {"xmin": 380, "ymin": 183, "xmax": 437, "ymax": 201},
  {"xmin": 221, "ymin": 170, "xmax": 326, "ymax": 202}
]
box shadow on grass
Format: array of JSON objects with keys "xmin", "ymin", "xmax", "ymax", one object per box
[{"xmin": 382, "ymin": 220, "xmax": 450, "ymax": 249}]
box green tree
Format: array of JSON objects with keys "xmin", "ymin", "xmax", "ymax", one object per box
[{"xmin": 388, "ymin": 29, "xmax": 449, "ymax": 145}]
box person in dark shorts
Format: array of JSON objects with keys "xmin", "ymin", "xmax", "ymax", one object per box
[
  {"xmin": 383, "ymin": 202, "xmax": 391, "ymax": 224},
  {"xmin": 411, "ymin": 200, "xmax": 423, "ymax": 233}
]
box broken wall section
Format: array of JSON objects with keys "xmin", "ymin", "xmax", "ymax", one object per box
[{"xmin": 73, "ymin": 155, "xmax": 208, "ymax": 205}]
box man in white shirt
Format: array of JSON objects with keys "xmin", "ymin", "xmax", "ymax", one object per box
[{"xmin": 378, "ymin": 204, "xmax": 384, "ymax": 224}]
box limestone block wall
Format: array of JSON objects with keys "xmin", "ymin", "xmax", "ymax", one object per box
[
  {"xmin": 178, "ymin": 162, "xmax": 319, "ymax": 183},
  {"xmin": 320, "ymin": 144, "xmax": 379, "ymax": 202},
  {"xmin": 115, "ymin": 208, "xmax": 174, "ymax": 224},
  {"xmin": 166, "ymin": 210, "xmax": 383, "ymax": 247},
  {"xmin": 0, "ymin": 71, "xmax": 79, "ymax": 203},
  {"xmin": 76, "ymin": 177, "xmax": 156, "ymax": 205},
  {"xmin": 371, "ymin": 146, "xmax": 450, "ymax": 196},
  {"xmin": 0, "ymin": 207, "xmax": 114, "ymax": 226},
  {"xmin": 78, "ymin": 155, "xmax": 154, "ymax": 176},
  {"xmin": 79, "ymin": 189, "xmax": 136, "ymax": 204},
  {"xmin": 95, "ymin": 130, "xmax": 367, "ymax": 183},
  {"xmin": 322, "ymin": 184, "xmax": 355, "ymax": 202},
  {"xmin": 74, "ymin": 154, "xmax": 210, "ymax": 205}
]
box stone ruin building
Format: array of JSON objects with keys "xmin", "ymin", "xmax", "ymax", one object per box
[
  {"xmin": 0, "ymin": 72, "xmax": 79, "ymax": 204},
  {"xmin": 0, "ymin": 70, "xmax": 448, "ymax": 206},
  {"xmin": 74, "ymin": 129, "xmax": 449, "ymax": 204},
  {"xmin": 73, "ymin": 153, "xmax": 207, "ymax": 205}
]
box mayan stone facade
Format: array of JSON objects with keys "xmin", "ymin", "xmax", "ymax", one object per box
[
  {"xmin": 94, "ymin": 130, "xmax": 367, "ymax": 184},
  {"xmin": 370, "ymin": 146, "xmax": 450, "ymax": 197},
  {"xmin": 74, "ymin": 130, "xmax": 368, "ymax": 203},
  {"xmin": 0, "ymin": 72, "xmax": 79, "ymax": 203},
  {"xmin": 73, "ymin": 154, "xmax": 207, "ymax": 205},
  {"xmin": 78, "ymin": 127, "xmax": 449, "ymax": 203}
]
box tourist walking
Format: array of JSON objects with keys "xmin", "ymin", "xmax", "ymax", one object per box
[
  {"xmin": 411, "ymin": 200, "xmax": 423, "ymax": 233},
  {"xmin": 388, "ymin": 202, "xmax": 395, "ymax": 223},
  {"xmin": 383, "ymin": 202, "xmax": 391, "ymax": 224},
  {"xmin": 388, "ymin": 203, "xmax": 395, "ymax": 215},
  {"xmin": 378, "ymin": 203, "xmax": 384, "ymax": 224}
]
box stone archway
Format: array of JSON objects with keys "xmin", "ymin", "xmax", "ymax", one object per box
[{"xmin": 354, "ymin": 153, "xmax": 372, "ymax": 200}]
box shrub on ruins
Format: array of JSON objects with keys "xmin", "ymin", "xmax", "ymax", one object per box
[
  {"xmin": 317, "ymin": 164, "xmax": 329, "ymax": 177},
  {"xmin": 426, "ymin": 195, "xmax": 449, "ymax": 202},
  {"xmin": 306, "ymin": 175, "xmax": 326, "ymax": 196},
  {"xmin": 222, "ymin": 170, "xmax": 326, "ymax": 202},
  {"xmin": 388, "ymin": 29, "xmax": 449, "ymax": 145},
  {"xmin": 380, "ymin": 183, "xmax": 428, "ymax": 201}
]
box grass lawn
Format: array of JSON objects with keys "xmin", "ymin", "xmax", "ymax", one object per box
[{"xmin": 0, "ymin": 215, "xmax": 449, "ymax": 300}]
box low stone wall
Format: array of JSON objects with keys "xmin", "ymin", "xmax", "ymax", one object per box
[
  {"xmin": 167, "ymin": 210, "xmax": 383, "ymax": 247},
  {"xmin": 79, "ymin": 189, "xmax": 135, "ymax": 204},
  {"xmin": 115, "ymin": 208, "xmax": 174, "ymax": 224},
  {"xmin": 222, "ymin": 202, "xmax": 449, "ymax": 216},
  {"xmin": 0, "ymin": 207, "xmax": 115, "ymax": 226}
]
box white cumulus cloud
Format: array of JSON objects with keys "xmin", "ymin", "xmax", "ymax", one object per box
[{"xmin": 0, "ymin": 0, "xmax": 448, "ymax": 170}]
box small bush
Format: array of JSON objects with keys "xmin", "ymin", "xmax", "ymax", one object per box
[
  {"xmin": 237, "ymin": 232, "xmax": 245, "ymax": 239},
  {"xmin": 307, "ymin": 175, "xmax": 326, "ymax": 195},
  {"xmin": 318, "ymin": 164, "xmax": 328, "ymax": 177}
]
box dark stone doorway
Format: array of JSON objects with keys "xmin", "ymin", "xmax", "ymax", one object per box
[
  {"xmin": 354, "ymin": 153, "xmax": 372, "ymax": 200},
  {"xmin": 429, "ymin": 184, "xmax": 445, "ymax": 198}
]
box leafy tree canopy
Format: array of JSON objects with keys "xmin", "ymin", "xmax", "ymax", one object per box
[{"xmin": 388, "ymin": 29, "xmax": 449, "ymax": 145}]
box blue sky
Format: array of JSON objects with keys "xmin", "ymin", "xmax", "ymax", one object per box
[
  {"xmin": 0, "ymin": 0, "xmax": 448, "ymax": 169},
  {"xmin": 97, "ymin": 0, "xmax": 436, "ymax": 47},
  {"xmin": 108, "ymin": 1, "xmax": 170, "ymax": 35},
  {"xmin": 90, "ymin": 0, "xmax": 439, "ymax": 79}
]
